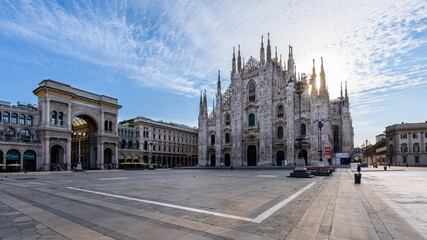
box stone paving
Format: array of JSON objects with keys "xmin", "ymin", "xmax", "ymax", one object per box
[{"xmin": 0, "ymin": 168, "xmax": 425, "ymax": 239}]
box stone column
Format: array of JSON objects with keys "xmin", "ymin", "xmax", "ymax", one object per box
[
  {"xmin": 43, "ymin": 138, "xmax": 50, "ymax": 171},
  {"xmin": 45, "ymin": 99, "xmax": 50, "ymax": 126},
  {"xmin": 67, "ymin": 103, "xmax": 72, "ymax": 129},
  {"xmin": 114, "ymin": 144, "xmax": 119, "ymax": 169},
  {"xmin": 20, "ymin": 154, "xmax": 24, "ymax": 170},
  {"xmin": 66, "ymin": 138, "xmax": 72, "ymax": 170},
  {"xmin": 97, "ymin": 141, "xmax": 104, "ymax": 170},
  {"xmin": 421, "ymin": 132, "xmax": 425, "ymax": 153},
  {"xmin": 100, "ymin": 111, "xmax": 104, "ymax": 133},
  {"xmin": 3, "ymin": 154, "xmax": 6, "ymax": 170}
]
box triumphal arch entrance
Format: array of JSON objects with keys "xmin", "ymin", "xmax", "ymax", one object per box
[{"xmin": 33, "ymin": 80, "xmax": 121, "ymax": 170}]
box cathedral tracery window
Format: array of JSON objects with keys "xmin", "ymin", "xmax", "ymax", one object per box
[
  {"xmin": 277, "ymin": 105, "xmax": 284, "ymax": 118},
  {"xmin": 248, "ymin": 82, "xmax": 256, "ymax": 101},
  {"xmin": 211, "ymin": 135, "xmax": 215, "ymax": 145},
  {"xmin": 225, "ymin": 133, "xmax": 230, "ymax": 143},
  {"xmin": 301, "ymin": 123, "xmax": 306, "ymax": 136},
  {"xmin": 278, "ymin": 126, "xmax": 284, "ymax": 139},
  {"xmin": 248, "ymin": 113, "xmax": 255, "ymax": 127},
  {"xmin": 225, "ymin": 114, "xmax": 230, "ymax": 126}
]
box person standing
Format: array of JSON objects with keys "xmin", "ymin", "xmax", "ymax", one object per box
[{"xmin": 357, "ymin": 164, "xmax": 361, "ymax": 174}]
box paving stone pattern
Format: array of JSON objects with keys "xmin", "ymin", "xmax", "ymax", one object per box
[{"xmin": 0, "ymin": 169, "xmax": 425, "ymax": 239}]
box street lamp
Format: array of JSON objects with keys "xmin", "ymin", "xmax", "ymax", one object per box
[
  {"xmin": 73, "ymin": 131, "xmax": 86, "ymax": 172},
  {"xmin": 290, "ymin": 75, "xmax": 313, "ymax": 178},
  {"xmin": 148, "ymin": 140, "xmax": 156, "ymax": 170},
  {"xmin": 364, "ymin": 139, "xmax": 369, "ymax": 167},
  {"xmin": 314, "ymin": 118, "xmax": 328, "ymax": 166}
]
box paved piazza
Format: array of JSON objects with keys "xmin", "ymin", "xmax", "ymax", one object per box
[{"xmin": 0, "ymin": 169, "xmax": 425, "ymax": 240}]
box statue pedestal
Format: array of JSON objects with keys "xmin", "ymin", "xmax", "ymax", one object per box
[
  {"xmin": 74, "ymin": 163, "xmax": 84, "ymax": 172},
  {"xmin": 289, "ymin": 158, "xmax": 314, "ymax": 178}
]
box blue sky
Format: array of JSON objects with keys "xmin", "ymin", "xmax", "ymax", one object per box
[{"xmin": 0, "ymin": 0, "xmax": 426, "ymax": 147}]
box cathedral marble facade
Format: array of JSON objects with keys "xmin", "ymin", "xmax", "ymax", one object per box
[{"xmin": 198, "ymin": 35, "xmax": 354, "ymax": 167}]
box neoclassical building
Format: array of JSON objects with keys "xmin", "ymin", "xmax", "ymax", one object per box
[
  {"xmin": 0, "ymin": 101, "xmax": 40, "ymax": 171},
  {"xmin": 1, "ymin": 80, "xmax": 198, "ymax": 171},
  {"xmin": 117, "ymin": 117, "xmax": 198, "ymax": 168},
  {"xmin": 198, "ymin": 35, "xmax": 354, "ymax": 167},
  {"xmin": 385, "ymin": 122, "xmax": 427, "ymax": 166}
]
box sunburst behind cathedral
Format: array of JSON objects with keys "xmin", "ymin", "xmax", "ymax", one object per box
[{"xmin": 198, "ymin": 34, "xmax": 354, "ymax": 167}]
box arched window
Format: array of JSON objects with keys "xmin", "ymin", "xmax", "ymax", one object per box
[
  {"xmin": 3, "ymin": 112, "xmax": 9, "ymax": 122},
  {"xmin": 225, "ymin": 133, "xmax": 230, "ymax": 143},
  {"xmin": 58, "ymin": 112, "xmax": 63, "ymax": 125},
  {"xmin": 211, "ymin": 135, "xmax": 215, "ymax": 145},
  {"xmin": 278, "ymin": 126, "xmax": 284, "ymax": 139},
  {"xmin": 121, "ymin": 140, "xmax": 126, "ymax": 149},
  {"xmin": 19, "ymin": 114, "xmax": 25, "ymax": 125},
  {"xmin": 225, "ymin": 114, "xmax": 230, "ymax": 126},
  {"xmin": 301, "ymin": 123, "xmax": 306, "ymax": 136},
  {"xmin": 401, "ymin": 144, "xmax": 408, "ymax": 153},
  {"xmin": 51, "ymin": 111, "xmax": 57, "ymax": 124},
  {"xmin": 109, "ymin": 121, "xmax": 112, "ymax": 132},
  {"xmin": 11, "ymin": 113, "xmax": 18, "ymax": 124},
  {"xmin": 144, "ymin": 141, "xmax": 148, "ymax": 150},
  {"xmin": 5, "ymin": 127, "xmax": 15, "ymax": 140},
  {"xmin": 104, "ymin": 120, "xmax": 109, "ymax": 131},
  {"xmin": 248, "ymin": 82, "xmax": 256, "ymax": 101},
  {"xmin": 131, "ymin": 131, "xmax": 134, "ymax": 138},
  {"xmin": 21, "ymin": 129, "xmax": 31, "ymax": 141},
  {"xmin": 413, "ymin": 144, "xmax": 420, "ymax": 153},
  {"xmin": 27, "ymin": 115, "xmax": 33, "ymax": 125},
  {"xmin": 128, "ymin": 141, "xmax": 133, "ymax": 149},
  {"xmin": 248, "ymin": 113, "xmax": 255, "ymax": 126},
  {"xmin": 277, "ymin": 105, "xmax": 284, "ymax": 118}
]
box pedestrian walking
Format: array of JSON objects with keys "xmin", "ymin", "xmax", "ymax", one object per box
[
  {"xmin": 357, "ymin": 164, "xmax": 361, "ymax": 174},
  {"xmin": 406, "ymin": 163, "xmax": 409, "ymax": 168}
]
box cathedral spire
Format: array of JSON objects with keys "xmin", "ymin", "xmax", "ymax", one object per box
[
  {"xmin": 266, "ymin": 33, "xmax": 271, "ymax": 63},
  {"xmin": 260, "ymin": 36, "xmax": 265, "ymax": 65},
  {"xmin": 275, "ymin": 46, "xmax": 278, "ymax": 60},
  {"xmin": 217, "ymin": 69, "xmax": 221, "ymax": 95},
  {"xmin": 280, "ymin": 54, "xmax": 282, "ymax": 66},
  {"xmin": 199, "ymin": 91, "xmax": 203, "ymax": 116},
  {"xmin": 232, "ymin": 47, "xmax": 236, "ymax": 74},
  {"xmin": 237, "ymin": 45, "xmax": 242, "ymax": 73},
  {"xmin": 288, "ymin": 45, "xmax": 295, "ymax": 76},
  {"xmin": 319, "ymin": 57, "xmax": 327, "ymax": 96},
  {"xmin": 310, "ymin": 59, "xmax": 317, "ymax": 95},
  {"xmin": 203, "ymin": 90, "xmax": 207, "ymax": 115},
  {"xmin": 340, "ymin": 82, "xmax": 343, "ymax": 98}
]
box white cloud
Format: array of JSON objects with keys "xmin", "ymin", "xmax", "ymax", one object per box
[{"xmin": 1, "ymin": 0, "xmax": 426, "ymax": 144}]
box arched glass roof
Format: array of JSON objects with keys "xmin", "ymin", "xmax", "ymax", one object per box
[{"xmin": 72, "ymin": 116, "xmax": 88, "ymax": 128}]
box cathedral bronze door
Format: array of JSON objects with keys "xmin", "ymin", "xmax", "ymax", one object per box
[
  {"xmin": 277, "ymin": 151, "xmax": 284, "ymax": 166},
  {"xmin": 210, "ymin": 154, "xmax": 216, "ymax": 167},
  {"xmin": 247, "ymin": 145, "xmax": 257, "ymax": 166},
  {"xmin": 225, "ymin": 153, "xmax": 230, "ymax": 166}
]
